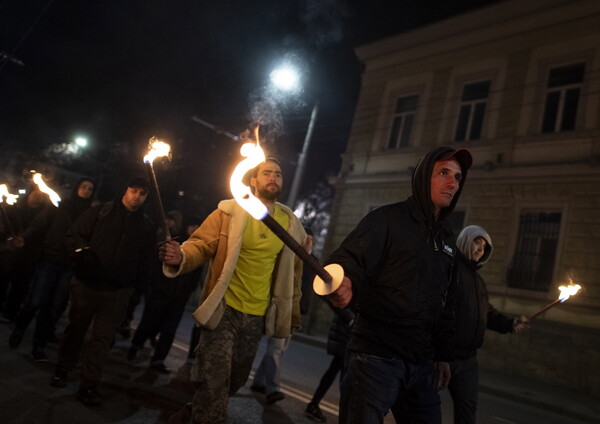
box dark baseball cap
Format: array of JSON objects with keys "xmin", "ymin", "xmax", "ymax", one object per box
[{"xmin": 440, "ymin": 148, "xmax": 472, "ymax": 172}]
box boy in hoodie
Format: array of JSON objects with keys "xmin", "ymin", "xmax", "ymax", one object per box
[
  {"xmin": 450, "ymin": 225, "xmax": 527, "ymax": 424},
  {"xmin": 9, "ymin": 177, "xmax": 96, "ymax": 361},
  {"xmin": 328, "ymin": 147, "xmax": 472, "ymax": 424}
]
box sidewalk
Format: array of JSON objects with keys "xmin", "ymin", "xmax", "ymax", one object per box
[{"xmin": 293, "ymin": 332, "xmax": 600, "ymax": 424}]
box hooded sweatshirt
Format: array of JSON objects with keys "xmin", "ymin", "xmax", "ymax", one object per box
[
  {"xmin": 328, "ymin": 147, "xmax": 469, "ymax": 363},
  {"xmin": 453, "ymin": 225, "xmax": 514, "ymax": 359}
]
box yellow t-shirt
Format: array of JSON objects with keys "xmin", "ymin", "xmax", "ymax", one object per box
[{"xmin": 224, "ymin": 205, "xmax": 290, "ymax": 316}]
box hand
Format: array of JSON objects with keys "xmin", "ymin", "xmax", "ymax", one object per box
[
  {"xmin": 435, "ymin": 361, "xmax": 451, "ymax": 391},
  {"xmin": 329, "ymin": 276, "xmax": 353, "ymax": 308},
  {"xmin": 512, "ymin": 316, "xmax": 528, "ymax": 334},
  {"xmin": 8, "ymin": 235, "xmax": 24, "ymax": 248},
  {"xmin": 159, "ymin": 241, "xmax": 182, "ymax": 265}
]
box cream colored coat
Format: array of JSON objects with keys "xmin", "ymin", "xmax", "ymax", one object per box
[{"xmin": 163, "ymin": 199, "xmax": 305, "ymax": 337}]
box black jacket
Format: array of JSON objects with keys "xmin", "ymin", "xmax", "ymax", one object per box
[
  {"xmin": 66, "ymin": 199, "xmax": 156, "ymax": 291},
  {"xmin": 327, "ymin": 147, "xmax": 469, "ymax": 363},
  {"xmin": 453, "ymin": 252, "xmax": 514, "ymax": 359}
]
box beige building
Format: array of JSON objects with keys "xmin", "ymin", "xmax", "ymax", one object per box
[{"xmin": 316, "ymin": 0, "xmax": 600, "ymax": 396}]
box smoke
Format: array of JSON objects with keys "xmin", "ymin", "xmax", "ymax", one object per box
[
  {"xmin": 44, "ymin": 142, "xmax": 85, "ymax": 165},
  {"xmin": 300, "ymin": 0, "xmax": 351, "ymax": 48}
]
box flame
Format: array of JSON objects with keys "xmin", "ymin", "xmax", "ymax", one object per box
[
  {"xmin": 558, "ymin": 279, "xmax": 582, "ymax": 302},
  {"xmin": 143, "ymin": 137, "xmax": 171, "ymax": 164},
  {"xmin": 32, "ymin": 173, "xmax": 61, "ymax": 207},
  {"xmin": 229, "ymin": 127, "xmax": 267, "ymax": 220},
  {"xmin": 0, "ymin": 184, "xmax": 19, "ymax": 205}
]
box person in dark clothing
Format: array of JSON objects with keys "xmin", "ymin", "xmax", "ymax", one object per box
[
  {"xmin": 50, "ymin": 176, "xmax": 156, "ymax": 407},
  {"xmin": 449, "ymin": 225, "xmax": 527, "ymax": 424},
  {"xmin": 9, "ymin": 177, "xmax": 96, "ymax": 361},
  {"xmin": 305, "ymin": 304, "xmax": 354, "ymax": 423},
  {"xmin": 127, "ymin": 211, "xmax": 203, "ymax": 373},
  {"xmin": 0, "ymin": 187, "xmax": 51, "ymax": 321},
  {"xmin": 327, "ymin": 147, "xmax": 472, "ymax": 424}
]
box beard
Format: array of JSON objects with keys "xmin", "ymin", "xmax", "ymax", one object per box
[{"xmin": 257, "ymin": 184, "xmax": 280, "ymax": 201}]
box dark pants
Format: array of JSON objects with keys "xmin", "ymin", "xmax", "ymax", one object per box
[
  {"xmin": 340, "ymin": 351, "xmax": 441, "ymax": 424},
  {"xmin": 189, "ymin": 306, "xmax": 263, "ymax": 424},
  {"xmin": 311, "ymin": 354, "xmax": 344, "ymax": 404},
  {"xmin": 188, "ymin": 324, "xmax": 201, "ymax": 360},
  {"xmin": 14, "ymin": 258, "xmax": 71, "ymax": 348},
  {"xmin": 448, "ymin": 356, "xmax": 479, "ymax": 424},
  {"xmin": 0, "ymin": 251, "xmax": 36, "ymax": 320},
  {"xmin": 131, "ymin": 292, "xmax": 188, "ymax": 363},
  {"xmin": 57, "ymin": 277, "xmax": 134, "ymax": 388}
]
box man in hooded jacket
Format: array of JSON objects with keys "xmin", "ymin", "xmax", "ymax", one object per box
[
  {"xmin": 450, "ymin": 225, "xmax": 527, "ymax": 424},
  {"xmin": 327, "ymin": 146, "xmax": 472, "ymax": 424}
]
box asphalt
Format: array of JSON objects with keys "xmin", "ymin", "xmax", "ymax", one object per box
[{"xmin": 1, "ymin": 313, "xmax": 599, "ymax": 424}]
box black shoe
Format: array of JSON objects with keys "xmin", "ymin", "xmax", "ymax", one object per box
[
  {"xmin": 266, "ymin": 391, "xmax": 285, "ymax": 404},
  {"xmin": 77, "ymin": 385, "xmax": 103, "ymax": 406},
  {"xmin": 126, "ymin": 346, "xmax": 138, "ymax": 361},
  {"xmin": 306, "ymin": 402, "xmax": 327, "ymax": 422},
  {"xmin": 32, "ymin": 348, "xmax": 48, "ymax": 362},
  {"xmin": 9, "ymin": 328, "xmax": 24, "ymax": 348},
  {"xmin": 150, "ymin": 362, "xmax": 170, "ymax": 374},
  {"xmin": 50, "ymin": 367, "xmax": 68, "ymax": 388},
  {"xmin": 250, "ymin": 384, "xmax": 265, "ymax": 394}
]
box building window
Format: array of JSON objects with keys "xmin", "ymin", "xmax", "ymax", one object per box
[
  {"xmin": 387, "ymin": 95, "xmax": 418, "ymax": 149},
  {"xmin": 454, "ymin": 80, "xmax": 491, "ymax": 141},
  {"xmin": 507, "ymin": 211, "xmax": 562, "ymax": 291},
  {"xmin": 541, "ymin": 63, "xmax": 585, "ymax": 133}
]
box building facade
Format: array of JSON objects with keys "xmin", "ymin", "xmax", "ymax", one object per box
[{"xmin": 317, "ymin": 0, "xmax": 600, "ymax": 396}]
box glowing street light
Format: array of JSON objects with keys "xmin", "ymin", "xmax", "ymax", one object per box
[
  {"xmin": 74, "ymin": 136, "xmax": 88, "ymax": 148},
  {"xmin": 270, "ymin": 62, "xmax": 319, "ymax": 208}
]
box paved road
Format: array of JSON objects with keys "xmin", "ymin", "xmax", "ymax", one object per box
[{"xmin": 1, "ymin": 307, "xmax": 597, "ymax": 424}]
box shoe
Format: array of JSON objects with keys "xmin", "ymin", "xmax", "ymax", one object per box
[
  {"xmin": 50, "ymin": 367, "xmax": 68, "ymax": 388},
  {"xmin": 305, "ymin": 402, "xmax": 327, "ymax": 422},
  {"xmin": 9, "ymin": 328, "xmax": 24, "ymax": 348},
  {"xmin": 150, "ymin": 362, "xmax": 170, "ymax": 374},
  {"xmin": 266, "ymin": 391, "xmax": 285, "ymax": 404},
  {"xmin": 126, "ymin": 346, "xmax": 138, "ymax": 361},
  {"xmin": 250, "ymin": 384, "xmax": 265, "ymax": 394},
  {"xmin": 77, "ymin": 385, "xmax": 103, "ymax": 406},
  {"xmin": 32, "ymin": 348, "xmax": 48, "ymax": 362}
]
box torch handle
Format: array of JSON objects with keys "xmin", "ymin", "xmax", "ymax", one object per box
[
  {"xmin": 261, "ymin": 214, "xmax": 332, "ymax": 284},
  {"xmin": 144, "ymin": 162, "xmax": 171, "ymax": 242},
  {"xmin": 526, "ymin": 298, "xmax": 562, "ymax": 321}
]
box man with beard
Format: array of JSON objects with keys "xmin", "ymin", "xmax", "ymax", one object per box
[{"xmin": 160, "ymin": 157, "xmax": 305, "ymax": 424}]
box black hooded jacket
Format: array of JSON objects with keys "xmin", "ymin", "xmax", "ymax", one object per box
[{"xmin": 327, "ymin": 147, "xmax": 468, "ymax": 363}]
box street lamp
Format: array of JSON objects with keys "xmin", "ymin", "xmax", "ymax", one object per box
[
  {"xmin": 270, "ymin": 64, "xmax": 319, "ymax": 208},
  {"xmin": 74, "ymin": 136, "xmax": 88, "ymax": 148}
]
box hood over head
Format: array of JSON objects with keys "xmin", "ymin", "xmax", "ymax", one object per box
[
  {"xmin": 457, "ymin": 225, "xmax": 493, "ymax": 265},
  {"xmin": 411, "ymin": 146, "xmax": 471, "ymax": 223}
]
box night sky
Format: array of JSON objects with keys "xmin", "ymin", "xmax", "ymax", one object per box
[{"xmin": 0, "ymin": 0, "xmax": 502, "ymax": 217}]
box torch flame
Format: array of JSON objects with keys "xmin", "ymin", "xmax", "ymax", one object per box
[
  {"xmin": 143, "ymin": 137, "xmax": 171, "ymax": 164},
  {"xmin": 0, "ymin": 184, "xmax": 19, "ymax": 205},
  {"xmin": 558, "ymin": 279, "xmax": 582, "ymax": 302},
  {"xmin": 229, "ymin": 127, "xmax": 267, "ymax": 220},
  {"xmin": 32, "ymin": 173, "xmax": 61, "ymax": 207}
]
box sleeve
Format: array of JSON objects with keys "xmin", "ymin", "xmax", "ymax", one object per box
[
  {"xmin": 64, "ymin": 205, "xmax": 102, "ymax": 253},
  {"xmin": 22, "ymin": 207, "xmax": 55, "ymax": 242},
  {"xmin": 326, "ymin": 209, "xmax": 389, "ymax": 297},
  {"xmin": 486, "ymin": 303, "xmax": 514, "ymax": 333}
]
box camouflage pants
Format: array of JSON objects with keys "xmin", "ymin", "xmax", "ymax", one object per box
[{"xmin": 189, "ymin": 305, "xmax": 263, "ymax": 424}]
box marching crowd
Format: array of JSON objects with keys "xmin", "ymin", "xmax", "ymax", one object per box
[{"xmin": 0, "ymin": 146, "xmax": 528, "ymax": 424}]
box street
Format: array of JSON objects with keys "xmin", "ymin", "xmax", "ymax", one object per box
[{"xmin": 0, "ymin": 307, "xmax": 597, "ymax": 424}]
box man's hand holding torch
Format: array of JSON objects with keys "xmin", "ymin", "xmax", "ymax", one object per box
[
  {"xmin": 328, "ymin": 276, "xmax": 353, "ymax": 308},
  {"xmin": 159, "ymin": 241, "xmax": 182, "ymax": 266}
]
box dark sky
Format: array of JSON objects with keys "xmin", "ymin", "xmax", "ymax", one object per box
[{"xmin": 0, "ymin": 0, "xmax": 502, "ymax": 215}]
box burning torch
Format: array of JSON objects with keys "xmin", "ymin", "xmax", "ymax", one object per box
[
  {"xmin": 527, "ymin": 279, "xmax": 582, "ymax": 322},
  {"xmin": 0, "ymin": 184, "xmax": 19, "ymax": 240},
  {"xmin": 32, "ymin": 172, "xmax": 61, "ymax": 207},
  {"xmin": 229, "ymin": 129, "xmax": 343, "ymax": 296},
  {"xmin": 143, "ymin": 137, "xmax": 172, "ymax": 242}
]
